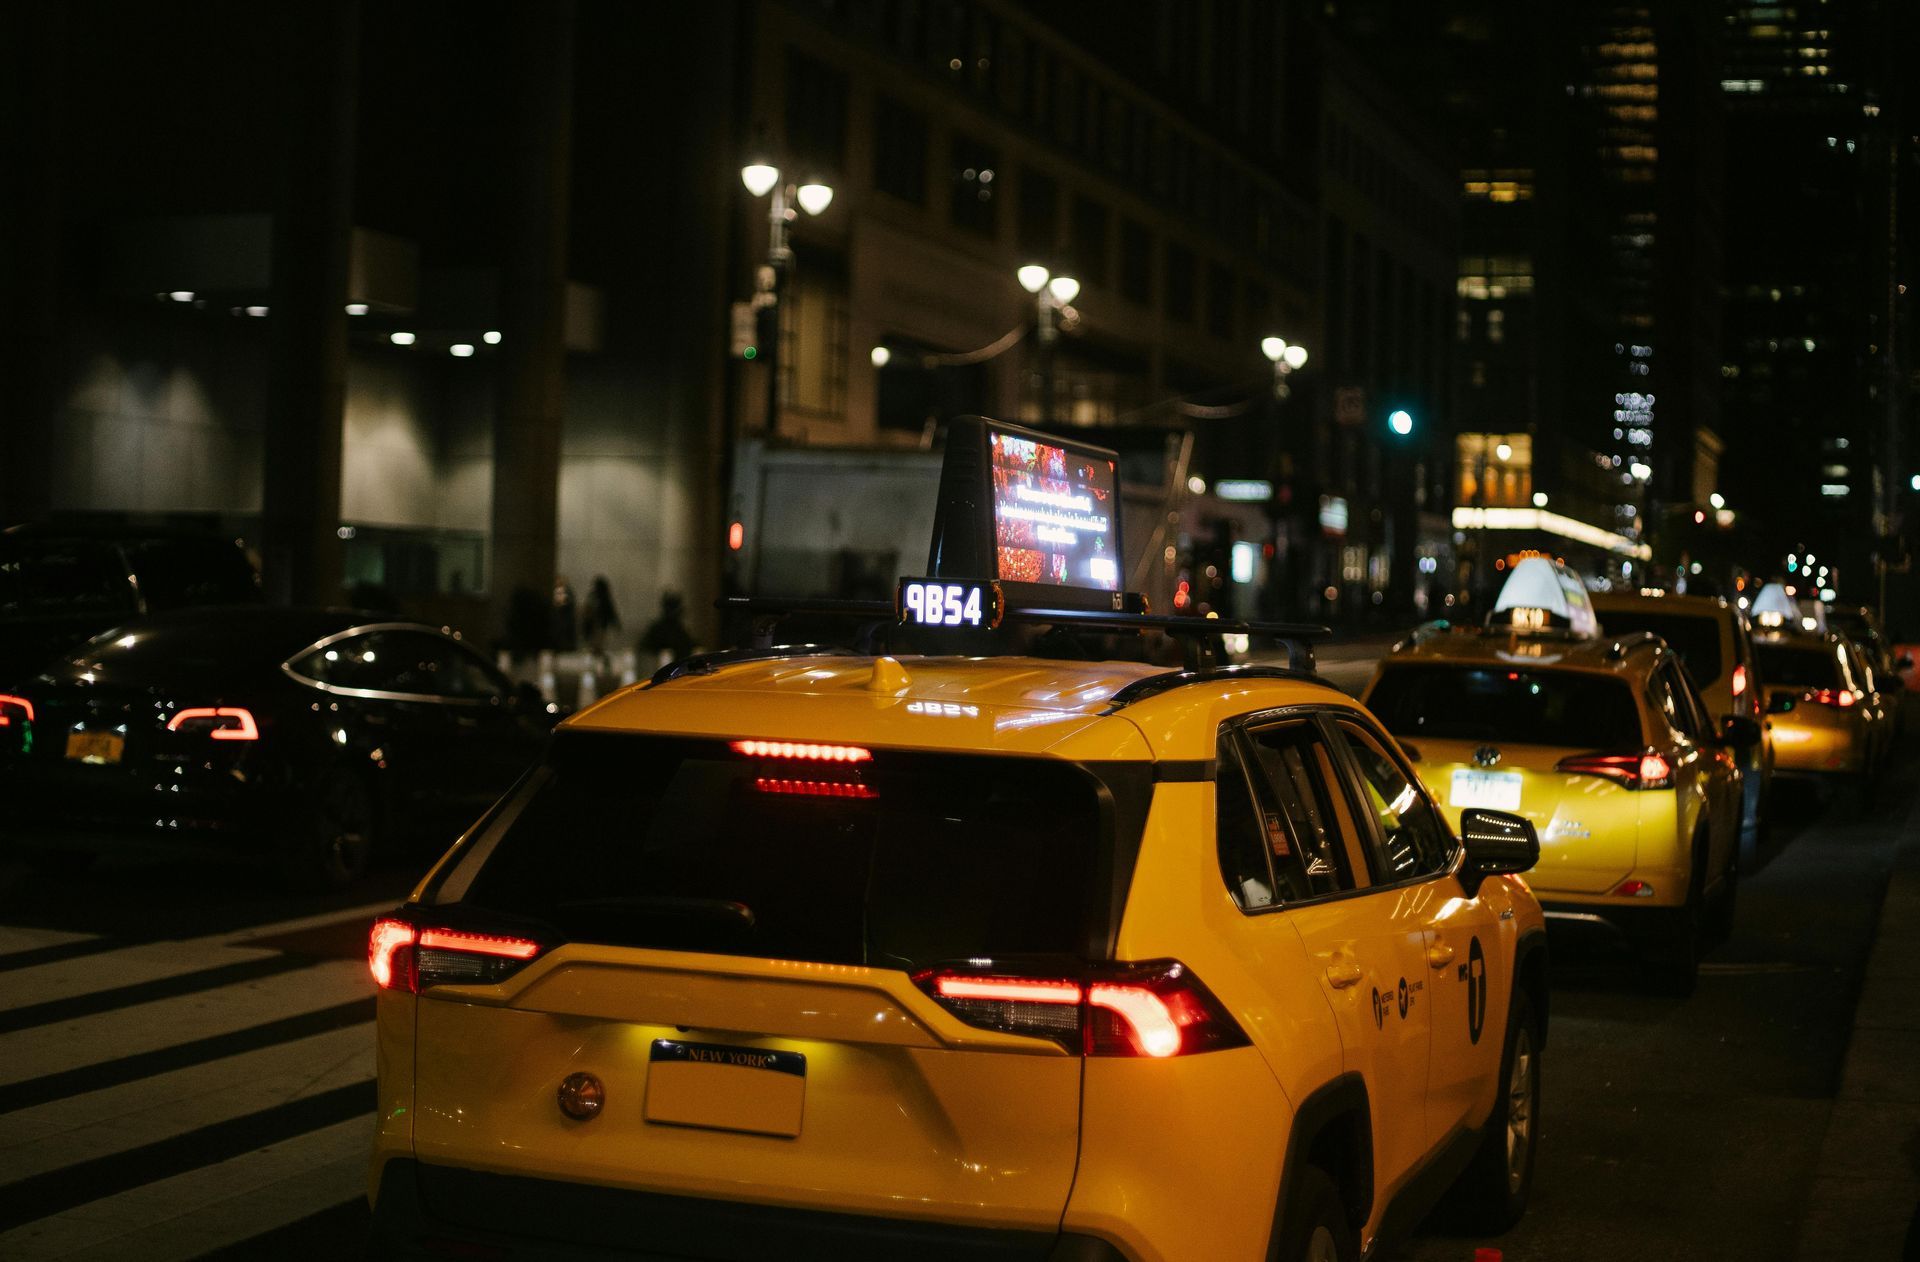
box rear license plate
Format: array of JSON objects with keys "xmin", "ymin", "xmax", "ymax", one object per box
[
  {"xmin": 1450, "ymin": 769, "xmax": 1522, "ymax": 811},
  {"xmin": 644, "ymin": 1039, "xmax": 805, "ymax": 1138},
  {"xmin": 65, "ymin": 730, "xmax": 125, "ymax": 765}
]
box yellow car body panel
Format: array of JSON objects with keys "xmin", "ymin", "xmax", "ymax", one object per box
[{"xmin": 372, "ymin": 654, "xmax": 1549, "ymax": 1260}]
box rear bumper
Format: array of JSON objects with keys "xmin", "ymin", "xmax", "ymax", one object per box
[{"xmin": 368, "ymin": 1159, "xmax": 1127, "ymax": 1262}]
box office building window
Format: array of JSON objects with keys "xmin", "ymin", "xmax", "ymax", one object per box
[
  {"xmin": 1121, "ymin": 218, "xmax": 1152, "ymax": 305},
  {"xmin": 1071, "ymin": 195, "xmax": 1110, "ymax": 287},
  {"xmin": 782, "ymin": 245, "xmax": 849, "ymax": 419},
  {"xmin": 785, "ymin": 51, "xmax": 848, "ymax": 176},
  {"xmin": 1206, "ymin": 262, "xmax": 1234, "ymax": 339},
  {"xmin": 1017, "ymin": 168, "xmax": 1058, "ymax": 254},
  {"xmin": 873, "ymin": 94, "xmax": 928, "ymax": 205},
  {"xmin": 949, "ymin": 132, "xmax": 999, "ymax": 237},
  {"xmin": 1165, "ymin": 242, "xmax": 1195, "ymax": 324}
]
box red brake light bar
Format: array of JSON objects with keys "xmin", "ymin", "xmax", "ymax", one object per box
[
  {"xmin": 1555, "ymin": 750, "xmax": 1673, "ymax": 791},
  {"xmin": 754, "ymin": 777, "xmax": 878, "ymax": 799},
  {"xmin": 731, "ymin": 739, "xmax": 872, "ymax": 763},
  {"xmin": 918, "ymin": 960, "xmax": 1248, "ymax": 1058},
  {"xmin": 369, "ymin": 918, "xmax": 548, "ymax": 993},
  {"xmin": 167, "ymin": 707, "xmax": 260, "ymax": 740}
]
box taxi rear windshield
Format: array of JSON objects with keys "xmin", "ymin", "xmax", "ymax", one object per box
[
  {"xmin": 1757, "ymin": 642, "xmax": 1843, "ymax": 689},
  {"xmin": 438, "ymin": 733, "xmax": 1113, "ymax": 970},
  {"xmin": 1368, "ymin": 665, "xmax": 1643, "ymax": 748},
  {"xmin": 1595, "ymin": 610, "xmax": 1724, "ymax": 684}
]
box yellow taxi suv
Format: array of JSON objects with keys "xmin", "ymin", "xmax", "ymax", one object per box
[
  {"xmin": 364, "ymin": 418, "xmax": 1549, "ymax": 1262},
  {"xmin": 1756, "ymin": 629, "xmax": 1891, "ymax": 800},
  {"xmin": 1365, "ymin": 560, "xmax": 1754, "ymax": 993}
]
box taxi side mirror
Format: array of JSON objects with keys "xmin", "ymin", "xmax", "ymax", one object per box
[
  {"xmin": 1459, "ymin": 808, "xmax": 1539, "ymax": 896},
  {"xmin": 1720, "ymin": 715, "xmax": 1763, "ymax": 749},
  {"xmin": 1766, "ymin": 692, "xmax": 1796, "ymax": 715}
]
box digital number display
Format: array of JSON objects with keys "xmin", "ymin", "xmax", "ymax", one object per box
[
  {"xmin": 989, "ymin": 430, "xmax": 1119, "ymax": 590},
  {"xmin": 899, "ymin": 579, "xmax": 1000, "ymax": 629}
]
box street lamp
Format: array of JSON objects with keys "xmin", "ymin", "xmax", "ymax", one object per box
[
  {"xmin": 1018, "ymin": 263, "xmax": 1080, "ymax": 424},
  {"xmin": 1261, "ymin": 335, "xmax": 1308, "ymax": 399},
  {"xmin": 739, "ymin": 160, "xmax": 835, "ymax": 428}
]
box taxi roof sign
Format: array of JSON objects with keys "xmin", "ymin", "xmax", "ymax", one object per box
[
  {"xmin": 1752, "ymin": 582, "xmax": 1825, "ymax": 633},
  {"xmin": 1491, "ymin": 556, "xmax": 1599, "ymax": 638}
]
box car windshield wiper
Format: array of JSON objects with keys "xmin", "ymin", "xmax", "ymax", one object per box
[{"xmin": 551, "ymin": 896, "xmax": 756, "ymax": 928}]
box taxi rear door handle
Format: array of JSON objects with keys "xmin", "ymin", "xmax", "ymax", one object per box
[
  {"xmin": 1427, "ymin": 943, "xmax": 1456, "ymax": 969},
  {"xmin": 1326, "ymin": 958, "xmax": 1364, "ymax": 989}
]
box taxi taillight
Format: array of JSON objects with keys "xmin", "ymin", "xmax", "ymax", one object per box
[
  {"xmin": 1555, "ymin": 751, "xmax": 1673, "ymax": 791},
  {"xmin": 1806, "ymin": 688, "xmax": 1857, "ymax": 709},
  {"xmin": 916, "ymin": 960, "xmax": 1249, "ymax": 1058},
  {"xmin": 368, "ymin": 918, "xmax": 547, "ymax": 993}
]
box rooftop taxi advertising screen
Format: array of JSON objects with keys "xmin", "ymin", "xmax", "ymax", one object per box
[{"xmin": 989, "ymin": 429, "xmax": 1120, "ymax": 590}]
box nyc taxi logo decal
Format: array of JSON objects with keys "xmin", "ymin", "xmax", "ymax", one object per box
[
  {"xmin": 1371, "ymin": 977, "xmax": 1423, "ymax": 1028},
  {"xmin": 1461, "ymin": 936, "xmax": 1488, "ymax": 1044}
]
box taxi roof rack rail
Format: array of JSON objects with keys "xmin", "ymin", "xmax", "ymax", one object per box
[
  {"xmin": 647, "ymin": 643, "xmax": 864, "ymax": 687},
  {"xmin": 707, "ymin": 597, "xmax": 1330, "ymax": 673},
  {"xmin": 1101, "ymin": 663, "xmax": 1327, "ymax": 713},
  {"xmin": 1604, "ymin": 630, "xmax": 1665, "ymax": 660}
]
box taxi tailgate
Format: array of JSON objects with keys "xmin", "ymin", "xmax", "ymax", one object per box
[
  {"xmin": 1419, "ymin": 741, "xmax": 1639, "ymax": 894},
  {"xmin": 410, "ymin": 950, "xmax": 1083, "ymax": 1243}
]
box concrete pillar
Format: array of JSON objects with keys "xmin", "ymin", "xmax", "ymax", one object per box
[
  {"xmin": 489, "ymin": 1, "xmax": 576, "ymax": 641},
  {"xmin": 0, "ymin": 4, "xmax": 66, "ymax": 526},
  {"xmin": 261, "ymin": 2, "xmax": 360, "ymax": 605}
]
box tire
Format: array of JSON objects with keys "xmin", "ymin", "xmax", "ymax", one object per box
[
  {"xmin": 280, "ymin": 770, "xmax": 376, "ymax": 891},
  {"xmin": 1448, "ymin": 988, "xmax": 1541, "ymax": 1233},
  {"xmin": 1647, "ymin": 832, "xmax": 1707, "ymax": 996},
  {"xmin": 1271, "ymin": 1164, "xmax": 1357, "ymax": 1262}
]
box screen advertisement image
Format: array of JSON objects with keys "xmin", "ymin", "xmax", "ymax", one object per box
[{"xmin": 989, "ymin": 430, "xmax": 1119, "ymax": 590}]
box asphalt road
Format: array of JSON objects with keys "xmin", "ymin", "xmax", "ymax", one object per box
[{"xmin": 0, "ymin": 686, "xmax": 1909, "ymax": 1259}]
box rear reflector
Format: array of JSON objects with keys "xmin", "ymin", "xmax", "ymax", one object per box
[
  {"xmin": 369, "ymin": 918, "xmax": 547, "ymax": 993},
  {"xmin": 731, "ymin": 739, "xmax": 872, "ymax": 763},
  {"xmin": 167, "ymin": 706, "xmax": 260, "ymax": 740},
  {"xmin": 1556, "ymin": 750, "xmax": 1673, "ymax": 790},
  {"xmin": 918, "ymin": 959, "xmax": 1249, "ymax": 1058}
]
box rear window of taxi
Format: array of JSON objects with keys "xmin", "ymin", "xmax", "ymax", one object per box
[
  {"xmin": 1593, "ymin": 609, "xmax": 1724, "ymax": 685},
  {"xmin": 1367, "ymin": 665, "xmax": 1643, "ymax": 748},
  {"xmin": 430, "ymin": 732, "xmax": 1134, "ymax": 970},
  {"xmin": 1757, "ymin": 641, "xmax": 1846, "ymax": 689}
]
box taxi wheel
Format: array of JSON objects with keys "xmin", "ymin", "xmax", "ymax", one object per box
[
  {"xmin": 1271, "ymin": 1165, "xmax": 1356, "ymax": 1262},
  {"xmin": 280, "ymin": 771, "xmax": 376, "ymax": 891},
  {"xmin": 1449, "ymin": 988, "xmax": 1541, "ymax": 1232}
]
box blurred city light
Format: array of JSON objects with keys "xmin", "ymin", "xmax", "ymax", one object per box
[
  {"xmin": 483, "ymin": 330, "xmax": 502, "ymax": 345},
  {"xmin": 344, "ymin": 303, "xmax": 369, "ymax": 316},
  {"xmin": 1282, "ymin": 344, "xmax": 1308, "ymax": 370},
  {"xmin": 1046, "ymin": 275, "xmax": 1081, "ymax": 304},
  {"xmin": 740, "ymin": 163, "xmax": 779, "ymax": 197},
  {"xmin": 389, "ymin": 331, "xmax": 415, "ymax": 346},
  {"xmin": 1533, "ymin": 491, "xmax": 1549, "ymax": 507},
  {"xmin": 1495, "ymin": 441, "xmax": 1513, "ymax": 460},
  {"xmin": 1389, "ymin": 409, "xmax": 1413, "ymax": 436},
  {"xmin": 1260, "ymin": 336, "xmax": 1286, "ymax": 362},
  {"xmin": 795, "ymin": 182, "xmax": 834, "ymax": 215},
  {"xmin": 1017, "ymin": 264, "xmax": 1051, "ymax": 294},
  {"xmin": 869, "ymin": 345, "xmax": 891, "ymax": 368},
  {"xmin": 1709, "ymin": 492, "xmax": 1725, "ymax": 509},
  {"xmin": 449, "ymin": 343, "xmax": 475, "ymax": 358}
]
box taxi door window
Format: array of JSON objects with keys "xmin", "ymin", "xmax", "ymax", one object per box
[
  {"xmin": 1647, "ymin": 663, "xmax": 1697, "ymax": 742},
  {"xmin": 1330, "ymin": 719, "xmax": 1454, "ymax": 882},
  {"xmin": 1239, "ymin": 723, "xmax": 1361, "ymax": 900},
  {"xmin": 1216, "ymin": 735, "xmax": 1279, "ymax": 910}
]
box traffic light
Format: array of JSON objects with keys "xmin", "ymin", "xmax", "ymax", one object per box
[{"xmin": 1388, "ymin": 409, "xmax": 1414, "ymax": 436}]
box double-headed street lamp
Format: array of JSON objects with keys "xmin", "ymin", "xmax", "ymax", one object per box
[
  {"xmin": 1260, "ymin": 335, "xmax": 1309, "ymax": 399},
  {"xmin": 1018, "ymin": 263, "xmax": 1079, "ymax": 424},
  {"xmin": 739, "ymin": 161, "xmax": 834, "ymax": 426}
]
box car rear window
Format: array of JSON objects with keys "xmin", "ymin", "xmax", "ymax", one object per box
[
  {"xmin": 1757, "ymin": 641, "xmax": 1843, "ymax": 689},
  {"xmin": 434, "ymin": 733, "xmax": 1116, "ymax": 970},
  {"xmin": 123, "ymin": 538, "xmax": 259, "ymax": 609},
  {"xmin": 1595, "ymin": 610, "xmax": 1724, "ymax": 685},
  {"xmin": 0, "ymin": 540, "xmax": 134, "ymax": 619},
  {"xmin": 1367, "ymin": 665, "xmax": 1643, "ymax": 749}
]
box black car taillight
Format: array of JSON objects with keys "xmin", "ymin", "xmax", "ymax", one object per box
[
  {"xmin": 1555, "ymin": 750, "xmax": 1673, "ymax": 790},
  {"xmin": 915, "ymin": 959, "xmax": 1250, "ymax": 1058},
  {"xmin": 369, "ymin": 918, "xmax": 547, "ymax": 993},
  {"xmin": 166, "ymin": 706, "xmax": 260, "ymax": 740},
  {"xmin": 0, "ymin": 694, "xmax": 32, "ymax": 753}
]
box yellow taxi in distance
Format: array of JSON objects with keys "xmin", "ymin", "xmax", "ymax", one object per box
[
  {"xmin": 1364, "ymin": 585, "xmax": 1753, "ymax": 992},
  {"xmin": 1756, "ymin": 629, "xmax": 1891, "ymax": 796},
  {"xmin": 365, "ymin": 652, "xmax": 1548, "ymax": 1261}
]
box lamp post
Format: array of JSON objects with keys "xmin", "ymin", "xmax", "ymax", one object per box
[
  {"xmin": 740, "ymin": 161, "xmax": 833, "ymax": 431},
  {"xmin": 1259, "ymin": 336, "xmax": 1309, "ymax": 619},
  {"xmin": 1017, "ymin": 263, "xmax": 1079, "ymax": 425}
]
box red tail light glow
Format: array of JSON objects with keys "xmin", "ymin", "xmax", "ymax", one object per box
[
  {"xmin": 1731, "ymin": 665, "xmax": 1748, "ymax": 698},
  {"xmin": 1807, "ymin": 688, "xmax": 1857, "ymax": 709},
  {"xmin": 369, "ymin": 918, "xmax": 547, "ymax": 992},
  {"xmin": 731, "ymin": 739, "xmax": 872, "ymax": 763},
  {"xmin": 754, "ymin": 777, "xmax": 879, "ymax": 799},
  {"xmin": 0, "ymin": 694, "xmax": 33, "ymax": 728},
  {"xmin": 167, "ymin": 707, "xmax": 259, "ymax": 740},
  {"xmin": 1612, "ymin": 879, "xmax": 1656, "ymax": 898},
  {"xmin": 918, "ymin": 960, "xmax": 1248, "ymax": 1058},
  {"xmin": 1556, "ymin": 750, "xmax": 1674, "ymax": 791}
]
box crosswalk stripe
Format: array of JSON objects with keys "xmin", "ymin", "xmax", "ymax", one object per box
[
  {"xmin": 0, "ymin": 954, "xmax": 309, "ymax": 1035},
  {"xmin": 0, "ymin": 997, "xmax": 374, "ymax": 1115},
  {"xmin": 0, "ymin": 1079, "xmax": 373, "ymax": 1234},
  {"xmin": 192, "ymin": 899, "xmax": 397, "ymax": 949},
  {"xmin": 0, "ymin": 926, "xmax": 97, "ymax": 957},
  {"xmin": 3, "ymin": 938, "xmax": 279, "ymax": 1010},
  {"xmin": 0, "ymin": 1023, "xmax": 374, "ymax": 1185},
  {"xmin": 0, "ymin": 1115, "xmax": 371, "ymax": 1261},
  {"xmin": 0, "ymin": 959, "xmax": 371, "ymax": 1088}
]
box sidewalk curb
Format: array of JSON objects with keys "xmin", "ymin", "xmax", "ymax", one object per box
[{"xmin": 1793, "ymin": 774, "xmax": 1920, "ymax": 1260}]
